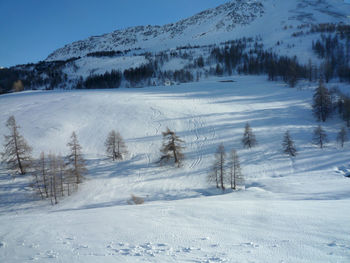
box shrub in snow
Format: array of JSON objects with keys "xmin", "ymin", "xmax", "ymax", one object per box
[{"xmin": 128, "ymin": 194, "xmax": 145, "ymax": 205}]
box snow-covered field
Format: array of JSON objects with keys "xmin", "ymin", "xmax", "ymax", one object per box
[{"xmin": 0, "ymin": 76, "xmax": 349, "ymax": 262}]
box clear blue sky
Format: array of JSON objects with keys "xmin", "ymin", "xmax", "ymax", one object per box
[{"xmin": 0, "ymin": 0, "xmax": 230, "ymax": 67}]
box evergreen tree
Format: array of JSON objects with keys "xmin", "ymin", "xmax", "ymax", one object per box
[
  {"xmin": 1, "ymin": 116, "xmax": 32, "ymax": 176},
  {"xmin": 105, "ymin": 130, "xmax": 128, "ymax": 161},
  {"xmin": 242, "ymin": 123, "xmax": 257, "ymax": 149},
  {"xmin": 215, "ymin": 144, "xmax": 226, "ymax": 191},
  {"xmin": 312, "ymin": 125, "xmax": 328, "ymax": 149},
  {"xmin": 66, "ymin": 132, "xmax": 86, "ymax": 186},
  {"xmin": 229, "ymin": 149, "xmax": 244, "ymax": 190},
  {"xmin": 337, "ymin": 126, "xmax": 348, "ymax": 148},
  {"xmin": 159, "ymin": 128, "xmax": 185, "ymax": 167},
  {"xmin": 312, "ymin": 79, "xmax": 332, "ymax": 122},
  {"xmin": 282, "ymin": 131, "xmax": 297, "ymax": 157},
  {"xmin": 287, "ymin": 60, "xmax": 298, "ymax": 88}
]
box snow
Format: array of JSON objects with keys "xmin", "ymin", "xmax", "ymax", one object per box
[
  {"xmin": 0, "ymin": 76, "xmax": 350, "ymax": 262},
  {"xmin": 161, "ymin": 58, "xmax": 190, "ymax": 71},
  {"xmin": 63, "ymin": 55, "xmax": 148, "ymax": 79}
]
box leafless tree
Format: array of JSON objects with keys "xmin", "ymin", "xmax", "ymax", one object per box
[
  {"xmin": 337, "ymin": 126, "xmax": 348, "ymax": 148},
  {"xmin": 312, "ymin": 79, "xmax": 332, "ymax": 122},
  {"xmin": 48, "ymin": 153, "xmax": 59, "ymax": 205},
  {"xmin": 208, "ymin": 162, "xmax": 219, "ymax": 188},
  {"xmin": 229, "ymin": 149, "xmax": 244, "ymax": 190},
  {"xmin": 57, "ymin": 155, "xmax": 66, "ymax": 197},
  {"xmin": 67, "ymin": 132, "xmax": 86, "ymax": 186},
  {"xmin": 105, "ymin": 130, "xmax": 128, "ymax": 161},
  {"xmin": 32, "ymin": 152, "xmax": 75, "ymax": 204},
  {"xmin": 215, "ymin": 144, "xmax": 226, "ymax": 191},
  {"xmin": 282, "ymin": 131, "xmax": 297, "ymax": 157},
  {"xmin": 32, "ymin": 159, "xmax": 44, "ymax": 200},
  {"xmin": 1, "ymin": 116, "xmax": 32, "ymax": 176},
  {"xmin": 159, "ymin": 127, "xmax": 185, "ymax": 167},
  {"xmin": 312, "ymin": 125, "xmax": 328, "ymax": 149},
  {"xmin": 38, "ymin": 152, "xmax": 49, "ymax": 198},
  {"xmin": 242, "ymin": 123, "xmax": 257, "ymax": 149}
]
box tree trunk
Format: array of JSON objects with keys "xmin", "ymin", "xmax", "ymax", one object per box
[
  {"xmin": 53, "ymin": 176, "xmax": 58, "ymax": 204},
  {"xmin": 34, "ymin": 173, "xmax": 44, "ymax": 199},
  {"xmin": 13, "ymin": 127, "xmax": 24, "ymax": 175}
]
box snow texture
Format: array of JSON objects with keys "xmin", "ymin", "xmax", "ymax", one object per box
[{"xmin": 0, "ymin": 76, "xmax": 349, "ymax": 262}]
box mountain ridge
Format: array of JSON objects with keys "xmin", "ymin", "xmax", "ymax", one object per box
[{"xmin": 46, "ymin": 0, "xmax": 350, "ymax": 61}]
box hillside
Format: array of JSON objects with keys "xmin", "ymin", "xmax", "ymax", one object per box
[
  {"xmin": 0, "ymin": 76, "xmax": 350, "ymax": 262},
  {"xmin": 46, "ymin": 0, "xmax": 349, "ymax": 61}
]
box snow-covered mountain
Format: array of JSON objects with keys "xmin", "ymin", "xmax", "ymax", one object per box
[{"xmin": 46, "ymin": 0, "xmax": 350, "ymax": 61}]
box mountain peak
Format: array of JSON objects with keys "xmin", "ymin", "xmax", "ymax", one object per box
[
  {"xmin": 46, "ymin": 0, "xmax": 350, "ymax": 62},
  {"xmin": 46, "ymin": 0, "xmax": 265, "ymax": 61}
]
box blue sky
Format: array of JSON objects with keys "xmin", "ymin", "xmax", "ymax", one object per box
[
  {"xmin": 1, "ymin": 0, "xmax": 350, "ymax": 68},
  {"xmin": 0, "ymin": 0, "xmax": 229, "ymax": 67}
]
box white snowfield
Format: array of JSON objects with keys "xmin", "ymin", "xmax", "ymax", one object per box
[{"xmin": 0, "ymin": 76, "xmax": 349, "ymax": 262}]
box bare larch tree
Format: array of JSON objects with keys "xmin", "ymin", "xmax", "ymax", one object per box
[
  {"xmin": 229, "ymin": 149, "xmax": 243, "ymax": 190},
  {"xmin": 215, "ymin": 144, "xmax": 226, "ymax": 191},
  {"xmin": 57, "ymin": 155, "xmax": 66, "ymax": 197},
  {"xmin": 32, "ymin": 152, "xmax": 74, "ymax": 204},
  {"xmin": 337, "ymin": 126, "xmax": 348, "ymax": 148},
  {"xmin": 32, "ymin": 155, "xmax": 44, "ymax": 200},
  {"xmin": 105, "ymin": 130, "xmax": 128, "ymax": 161},
  {"xmin": 1, "ymin": 115, "xmax": 32, "ymax": 176},
  {"xmin": 282, "ymin": 131, "xmax": 297, "ymax": 157},
  {"xmin": 48, "ymin": 153, "xmax": 59, "ymax": 205},
  {"xmin": 312, "ymin": 125, "xmax": 328, "ymax": 149},
  {"xmin": 159, "ymin": 127, "xmax": 185, "ymax": 167},
  {"xmin": 208, "ymin": 162, "xmax": 219, "ymax": 188},
  {"xmin": 67, "ymin": 132, "xmax": 86, "ymax": 186},
  {"xmin": 242, "ymin": 123, "xmax": 257, "ymax": 149},
  {"xmin": 312, "ymin": 79, "xmax": 332, "ymax": 122}
]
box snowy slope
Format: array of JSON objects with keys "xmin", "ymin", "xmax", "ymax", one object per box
[
  {"xmin": 0, "ymin": 76, "xmax": 349, "ymax": 262},
  {"xmin": 64, "ymin": 55, "xmax": 148, "ymax": 79},
  {"xmin": 46, "ymin": 0, "xmax": 350, "ymax": 61}
]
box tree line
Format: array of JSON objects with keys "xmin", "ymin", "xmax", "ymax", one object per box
[
  {"xmin": 2, "ymin": 23, "xmax": 350, "ymax": 94},
  {"xmin": 312, "ymin": 34, "xmax": 350, "ymax": 83},
  {"xmin": 312, "ymin": 79, "xmax": 350, "ymax": 129}
]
